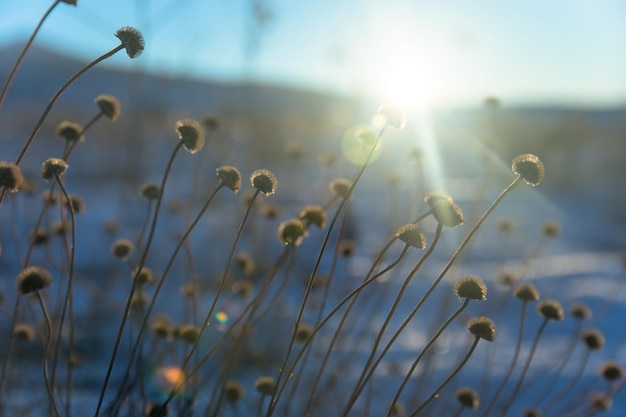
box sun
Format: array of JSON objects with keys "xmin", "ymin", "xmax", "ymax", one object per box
[{"xmin": 380, "ymin": 56, "xmax": 436, "ymax": 111}]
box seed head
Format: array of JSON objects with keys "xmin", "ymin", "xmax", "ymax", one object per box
[
  {"xmin": 395, "ymin": 224, "xmax": 426, "ymax": 249},
  {"xmin": 251, "ymin": 169, "xmax": 278, "ymax": 196},
  {"xmin": 455, "ymin": 387, "xmax": 480, "ymax": 410},
  {"xmin": 202, "ymin": 114, "xmax": 220, "ymax": 131},
  {"xmin": 497, "ymin": 218, "xmax": 515, "ymax": 233},
  {"xmin": 95, "ymin": 94, "xmax": 121, "ymax": 120},
  {"xmin": 231, "ymin": 280, "xmax": 254, "ymax": 298},
  {"xmin": 514, "ymin": 284, "xmax": 540, "ymax": 302},
  {"xmin": 14, "ymin": 323, "xmax": 36, "ymax": 342},
  {"xmin": 600, "ymin": 360, "xmax": 623, "ymax": 381},
  {"xmin": 582, "ymin": 328, "xmax": 605, "ymax": 350},
  {"xmin": 542, "ymin": 221, "xmax": 560, "ymax": 238},
  {"xmin": 432, "ymin": 199, "xmax": 464, "ymax": 227},
  {"xmin": 56, "ymin": 121, "xmax": 83, "ymax": 142},
  {"xmin": 467, "ymin": 316, "xmax": 496, "ymax": 342},
  {"xmin": 338, "ymin": 240, "xmax": 357, "ymax": 257},
  {"xmin": 299, "ymin": 205, "xmax": 327, "ymax": 229},
  {"xmin": 64, "ymin": 194, "xmax": 85, "ymax": 214},
  {"xmin": 115, "ymin": 26, "xmax": 145, "ymax": 58},
  {"xmin": 131, "ymin": 291, "xmax": 149, "ymax": 310},
  {"xmin": 589, "ymin": 392, "xmax": 612, "ymax": 411},
  {"xmin": 512, "ymin": 153, "xmax": 544, "ymax": 186},
  {"xmin": 177, "ymin": 324, "xmax": 200, "ymax": 344},
  {"xmin": 132, "ymin": 267, "xmax": 155, "ymax": 285},
  {"xmin": 424, "ymin": 191, "xmax": 452, "ymax": 208},
  {"xmin": 0, "ymin": 161, "xmax": 24, "ymax": 192},
  {"xmin": 235, "ymin": 252, "xmax": 255, "ymax": 276},
  {"xmin": 295, "ymin": 323, "xmax": 313, "ymax": 343},
  {"xmin": 454, "ymin": 275, "xmax": 487, "ymax": 301},
  {"xmin": 30, "ymin": 227, "xmax": 49, "ymax": 245},
  {"xmin": 179, "ymin": 282, "xmax": 198, "ymax": 298},
  {"xmin": 537, "ymin": 299, "xmax": 564, "ymax": 321},
  {"xmin": 224, "ymin": 380, "xmax": 245, "ymax": 402},
  {"xmin": 329, "ymin": 178, "xmax": 352, "ymax": 198},
  {"xmin": 260, "ymin": 202, "xmax": 282, "ymax": 219},
  {"xmin": 176, "ymin": 119, "xmax": 205, "ymax": 154},
  {"xmin": 151, "ymin": 316, "xmax": 172, "ymax": 339},
  {"xmin": 216, "ymin": 165, "xmax": 241, "ymax": 193},
  {"xmin": 16, "ymin": 266, "xmax": 52, "ymax": 295},
  {"xmin": 140, "ymin": 182, "xmax": 160, "ymax": 200},
  {"xmin": 570, "ymin": 303, "xmax": 591, "ymax": 320},
  {"xmin": 377, "ymin": 102, "xmax": 406, "ymax": 129},
  {"xmin": 278, "ymin": 218, "xmax": 308, "ymax": 246},
  {"xmin": 111, "ymin": 239, "xmax": 134, "ymax": 260},
  {"xmin": 254, "ymin": 376, "xmax": 276, "ymax": 396},
  {"xmin": 41, "ymin": 158, "xmax": 68, "ymax": 181}
]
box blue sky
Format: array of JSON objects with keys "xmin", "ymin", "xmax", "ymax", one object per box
[{"xmin": 1, "ymin": 0, "xmax": 625, "ymax": 107}]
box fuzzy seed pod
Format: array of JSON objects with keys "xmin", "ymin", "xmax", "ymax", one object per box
[
  {"xmin": 512, "ymin": 153, "xmax": 544, "ymax": 186},
  {"xmin": 51, "ymin": 221, "xmax": 68, "ymax": 236},
  {"xmin": 178, "ymin": 324, "xmax": 200, "ymax": 344},
  {"xmin": 13, "ymin": 323, "xmax": 36, "ymax": 342},
  {"xmin": 231, "ymin": 280, "xmax": 254, "ymax": 298},
  {"xmin": 467, "ymin": 316, "xmax": 496, "ymax": 342},
  {"xmin": 235, "ymin": 252, "xmax": 255, "ymax": 276},
  {"xmin": 56, "ymin": 121, "xmax": 83, "ymax": 142},
  {"xmin": 131, "ymin": 291, "xmax": 149, "ymax": 310},
  {"xmin": 111, "ymin": 239, "xmax": 134, "ymax": 260},
  {"xmin": 514, "ymin": 284, "xmax": 540, "ymax": 302},
  {"xmin": 30, "ymin": 227, "xmax": 49, "ymax": 245},
  {"xmin": 250, "ymin": 169, "xmax": 278, "ymax": 196},
  {"xmin": 216, "ymin": 165, "xmax": 241, "ymax": 193},
  {"xmin": 0, "ymin": 161, "xmax": 24, "ymax": 192},
  {"xmin": 254, "ymin": 376, "xmax": 276, "ymax": 396},
  {"xmin": 132, "ymin": 267, "xmax": 155, "ymax": 285},
  {"xmin": 432, "ymin": 199, "xmax": 464, "ymax": 227},
  {"xmin": 582, "ymin": 328, "xmax": 605, "ymax": 350},
  {"xmin": 115, "ymin": 26, "xmax": 145, "ymax": 58},
  {"xmin": 600, "ymin": 360, "xmax": 623, "ymax": 381},
  {"xmin": 338, "ymin": 240, "xmax": 356, "ymax": 257},
  {"xmin": 95, "ymin": 94, "xmax": 121, "ymax": 120},
  {"xmin": 64, "ymin": 194, "xmax": 85, "ymax": 214},
  {"xmin": 570, "ymin": 303, "xmax": 591, "ymax": 320},
  {"xmin": 278, "ymin": 218, "xmax": 308, "ymax": 246},
  {"xmin": 390, "ymin": 402, "xmax": 405, "ymax": 416},
  {"xmin": 295, "ymin": 323, "xmax": 313, "ymax": 343},
  {"xmin": 41, "ymin": 158, "xmax": 68, "ymax": 181},
  {"xmin": 140, "ymin": 182, "xmax": 160, "ymax": 200},
  {"xmin": 377, "ymin": 102, "xmax": 406, "ymax": 129},
  {"xmin": 151, "ymin": 316, "xmax": 172, "ymax": 339},
  {"xmin": 424, "ymin": 191, "xmax": 452, "ymax": 208},
  {"xmin": 395, "ymin": 224, "xmax": 426, "ymax": 249},
  {"xmin": 179, "ymin": 282, "xmax": 198, "ymax": 298},
  {"xmin": 455, "ymin": 387, "xmax": 480, "ymax": 410},
  {"xmin": 329, "ymin": 178, "xmax": 352, "ymax": 198},
  {"xmin": 299, "ymin": 205, "xmax": 327, "ymax": 229},
  {"xmin": 537, "ymin": 299, "xmax": 564, "ymax": 321},
  {"xmin": 542, "ymin": 221, "xmax": 560, "ymax": 238},
  {"xmin": 224, "ymin": 380, "xmax": 245, "ymax": 403},
  {"xmin": 454, "ymin": 276, "xmax": 487, "ymax": 301},
  {"xmin": 16, "ymin": 266, "xmax": 52, "ymax": 295},
  {"xmin": 176, "ymin": 119, "xmax": 205, "ymax": 154},
  {"xmin": 589, "ymin": 393, "xmax": 612, "ymax": 411}
]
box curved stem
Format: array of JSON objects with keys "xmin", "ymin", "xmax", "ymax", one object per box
[
  {"xmin": 409, "ymin": 336, "xmax": 482, "ymax": 417},
  {"xmin": 387, "ymin": 298, "xmax": 471, "ymax": 416},
  {"xmin": 36, "ymin": 291, "xmax": 62, "ymax": 417}
]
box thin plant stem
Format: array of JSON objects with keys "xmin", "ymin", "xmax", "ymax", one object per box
[
  {"xmin": 481, "ymin": 301, "xmax": 529, "ymax": 417},
  {"xmin": 409, "ymin": 336, "xmax": 482, "ymax": 417},
  {"xmin": 35, "ymin": 291, "xmax": 62, "ymax": 417},
  {"xmin": 542, "ymin": 348, "xmax": 592, "ymax": 416},
  {"xmin": 94, "ymin": 141, "xmax": 183, "ymax": 417},
  {"xmin": 387, "ymin": 298, "xmax": 472, "ymax": 416}
]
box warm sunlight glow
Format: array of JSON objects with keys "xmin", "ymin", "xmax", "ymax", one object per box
[
  {"xmin": 382, "ymin": 57, "xmax": 436, "ymax": 110},
  {"xmin": 158, "ymin": 366, "xmax": 184, "ymax": 392}
]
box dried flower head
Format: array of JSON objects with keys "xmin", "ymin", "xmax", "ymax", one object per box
[
  {"xmin": 13, "ymin": 323, "xmax": 36, "ymax": 342},
  {"xmin": 140, "ymin": 182, "xmax": 160, "ymax": 200},
  {"xmin": 111, "ymin": 238, "xmax": 134, "ymax": 260},
  {"xmin": 177, "ymin": 324, "xmax": 200, "ymax": 344},
  {"xmin": 260, "ymin": 202, "xmax": 282, "ymax": 219},
  {"xmin": 542, "ymin": 221, "xmax": 560, "ymax": 238},
  {"xmin": 329, "ymin": 178, "xmax": 352, "ymax": 198},
  {"xmin": 41, "ymin": 158, "xmax": 68, "ymax": 181},
  {"xmin": 51, "ymin": 221, "xmax": 68, "ymax": 236},
  {"xmin": 377, "ymin": 102, "xmax": 407, "ymax": 129},
  {"xmin": 0, "ymin": 161, "xmax": 24, "ymax": 192},
  {"xmin": 132, "ymin": 267, "xmax": 155, "ymax": 285},
  {"xmin": 424, "ymin": 191, "xmax": 453, "ymax": 208},
  {"xmin": 216, "ymin": 165, "xmax": 241, "ymax": 193},
  {"xmin": 497, "ymin": 271, "xmax": 518, "ymax": 287},
  {"xmin": 95, "ymin": 94, "xmax": 121, "ymax": 120},
  {"xmin": 295, "ymin": 323, "xmax": 313, "ymax": 343},
  {"xmin": 570, "ymin": 303, "xmax": 591, "ymax": 320},
  {"xmin": 278, "ymin": 218, "xmax": 308, "ymax": 246},
  {"xmin": 251, "ymin": 169, "xmax": 278, "ymax": 196},
  {"xmin": 224, "ymin": 380, "xmax": 245, "ymax": 402},
  {"xmin": 589, "ymin": 392, "xmax": 612, "ymax": 411},
  {"xmin": 115, "ymin": 26, "xmax": 145, "ymax": 58},
  {"xmin": 454, "ymin": 275, "xmax": 487, "ymax": 301},
  {"xmin": 432, "ymin": 199, "xmax": 464, "ymax": 227},
  {"xmin": 467, "ymin": 316, "xmax": 496, "ymax": 342},
  {"xmin": 64, "ymin": 194, "xmax": 85, "ymax": 214},
  {"xmin": 179, "ymin": 282, "xmax": 198, "ymax": 298},
  {"xmin": 514, "ymin": 284, "xmax": 540, "ymax": 302},
  {"xmin": 176, "ymin": 119, "xmax": 205, "ymax": 154},
  {"xmin": 395, "ymin": 224, "xmax": 426, "ymax": 249},
  {"xmin": 299, "ymin": 205, "xmax": 327, "ymax": 229},
  {"xmin": 582, "ymin": 328, "xmax": 605, "ymax": 350},
  {"xmin": 235, "ymin": 252, "xmax": 255, "ymax": 276},
  {"xmin": 455, "ymin": 387, "xmax": 480, "ymax": 410},
  {"xmin": 151, "ymin": 316, "xmax": 172, "ymax": 339},
  {"xmin": 16, "ymin": 266, "xmax": 52, "ymax": 295},
  {"xmin": 56, "ymin": 121, "xmax": 83, "ymax": 142},
  {"xmin": 512, "ymin": 153, "xmax": 544, "ymax": 186},
  {"xmin": 231, "ymin": 280, "xmax": 254, "ymax": 298},
  {"xmin": 600, "ymin": 360, "xmax": 623, "ymax": 381},
  {"xmin": 254, "ymin": 376, "xmax": 276, "ymax": 396},
  {"xmin": 131, "ymin": 291, "xmax": 149, "ymax": 310},
  {"xmin": 537, "ymin": 299, "xmax": 564, "ymax": 321},
  {"xmin": 338, "ymin": 240, "xmax": 356, "ymax": 257},
  {"xmin": 30, "ymin": 227, "xmax": 49, "ymax": 245}
]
